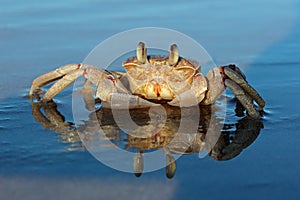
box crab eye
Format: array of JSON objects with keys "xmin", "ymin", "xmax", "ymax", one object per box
[
  {"xmin": 168, "ymin": 44, "xmax": 179, "ymax": 66},
  {"xmin": 136, "ymin": 41, "xmax": 147, "ymax": 64}
]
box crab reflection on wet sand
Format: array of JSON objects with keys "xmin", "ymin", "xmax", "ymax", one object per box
[{"xmin": 31, "ymin": 99, "xmax": 263, "ymax": 179}]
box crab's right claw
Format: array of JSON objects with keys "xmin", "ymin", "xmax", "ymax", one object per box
[{"xmin": 86, "ymin": 67, "xmax": 159, "ymax": 109}]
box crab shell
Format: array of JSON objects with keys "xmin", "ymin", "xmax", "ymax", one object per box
[{"xmin": 122, "ymin": 43, "xmax": 208, "ymax": 104}]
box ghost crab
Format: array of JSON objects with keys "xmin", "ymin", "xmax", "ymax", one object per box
[{"xmin": 29, "ymin": 42, "xmax": 265, "ymax": 118}]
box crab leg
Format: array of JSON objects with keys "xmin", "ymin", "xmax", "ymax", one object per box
[
  {"xmin": 203, "ymin": 65, "xmax": 265, "ymax": 119},
  {"xmin": 43, "ymin": 69, "xmax": 82, "ymax": 102},
  {"xmin": 29, "ymin": 64, "xmax": 81, "ymax": 95},
  {"xmin": 227, "ymin": 64, "xmax": 246, "ymax": 80},
  {"xmin": 225, "ymin": 79, "xmax": 260, "ymax": 119},
  {"xmin": 223, "ymin": 66, "xmax": 265, "ymax": 109}
]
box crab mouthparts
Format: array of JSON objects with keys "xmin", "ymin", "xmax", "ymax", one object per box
[
  {"xmin": 153, "ymin": 83, "xmax": 162, "ymax": 97},
  {"xmin": 144, "ymin": 80, "xmax": 173, "ymax": 100},
  {"xmin": 145, "ymin": 81, "xmax": 164, "ymax": 99}
]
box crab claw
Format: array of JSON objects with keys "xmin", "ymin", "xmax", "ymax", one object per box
[
  {"xmin": 84, "ymin": 66, "xmax": 159, "ymax": 109},
  {"xmin": 102, "ymin": 93, "xmax": 160, "ymax": 109},
  {"xmin": 168, "ymin": 90, "xmax": 199, "ymax": 107},
  {"xmin": 168, "ymin": 73, "xmax": 207, "ymax": 107}
]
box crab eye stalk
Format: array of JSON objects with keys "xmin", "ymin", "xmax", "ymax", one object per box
[
  {"xmin": 168, "ymin": 44, "xmax": 179, "ymax": 66},
  {"xmin": 137, "ymin": 41, "xmax": 147, "ymax": 64}
]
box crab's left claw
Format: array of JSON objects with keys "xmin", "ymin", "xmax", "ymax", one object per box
[{"xmin": 168, "ymin": 73, "xmax": 207, "ymax": 107}]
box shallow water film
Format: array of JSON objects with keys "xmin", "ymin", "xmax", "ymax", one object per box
[{"xmin": 1, "ymin": 0, "xmax": 300, "ymax": 200}]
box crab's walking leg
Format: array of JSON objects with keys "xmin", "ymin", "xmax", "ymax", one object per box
[
  {"xmin": 29, "ymin": 64, "xmax": 81, "ymax": 96},
  {"xmin": 224, "ymin": 66, "xmax": 265, "ymax": 109},
  {"xmin": 43, "ymin": 69, "xmax": 83, "ymax": 102},
  {"xmin": 225, "ymin": 79, "xmax": 260, "ymax": 119},
  {"xmin": 223, "ymin": 65, "xmax": 266, "ymax": 118}
]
